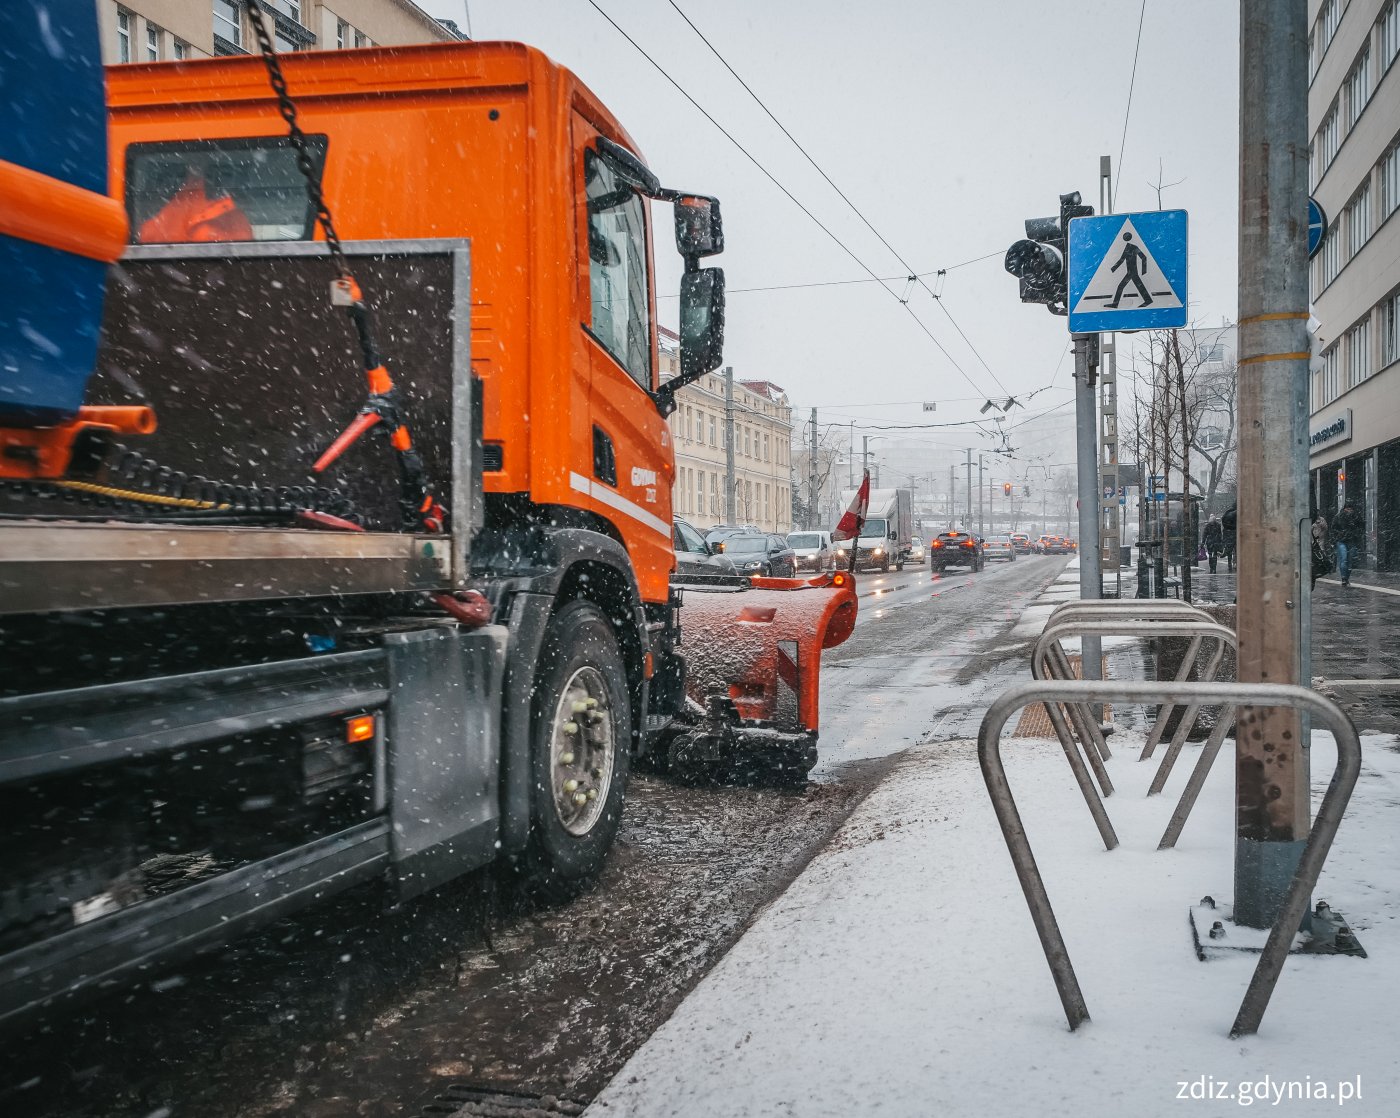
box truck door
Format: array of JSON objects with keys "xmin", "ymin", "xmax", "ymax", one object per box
[{"xmin": 573, "ymin": 117, "xmax": 674, "ymax": 604}]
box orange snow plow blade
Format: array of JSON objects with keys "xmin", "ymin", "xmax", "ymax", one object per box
[{"xmin": 669, "ymin": 572, "xmax": 858, "ymax": 783}]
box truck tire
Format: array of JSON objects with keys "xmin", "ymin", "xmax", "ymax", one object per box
[{"xmin": 519, "ymin": 600, "xmax": 631, "ymax": 902}]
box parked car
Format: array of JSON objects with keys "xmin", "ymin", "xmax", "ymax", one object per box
[
  {"xmin": 715, "ymin": 532, "xmax": 798, "ymax": 577},
  {"xmin": 673, "ymin": 517, "xmax": 738, "ymax": 578},
  {"xmin": 928, "ymin": 530, "xmax": 984, "ymax": 572},
  {"xmin": 1010, "ymin": 533, "xmax": 1031, "ymax": 554},
  {"xmin": 704, "ymin": 523, "xmax": 761, "ymax": 548},
  {"xmin": 787, "ymin": 530, "xmax": 835, "ymax": 573},
  {"xmin": 983, "ymin": 534, "xmax": 1017, "ymax": 562}
]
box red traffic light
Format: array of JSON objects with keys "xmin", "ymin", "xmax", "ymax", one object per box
[{"xmin": 1003, "ymin": 482, "xmax": 1012, "ymax": 495}]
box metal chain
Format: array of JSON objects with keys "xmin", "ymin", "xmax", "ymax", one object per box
[{"xmin": 244, "ymin": 1, "xmax": 353, "ymax": 282}]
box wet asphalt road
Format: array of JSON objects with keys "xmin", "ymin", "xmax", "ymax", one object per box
[{"xmin": 1, "ymin": 555, "xmax": 1068, "ymax": 1118}]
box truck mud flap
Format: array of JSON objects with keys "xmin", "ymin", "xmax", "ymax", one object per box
[{"xmin": 383, "ymin": 625, "xmax": 508, "ymax": 897}]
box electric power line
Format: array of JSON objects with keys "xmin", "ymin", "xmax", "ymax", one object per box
[
  {"xmin": 656, "ymin": 249, "xmax": 1003, "ymax": 298},
  {"xmin": 664, "ymin": 0, "xmax": 1010, "ymax": 396},
  {"xmin": 1113, "ymin": 0, "xmax": 1149, "ymax": 210},
  {"xmin": 582, "ymin": 0, "xmax": 998, "ymax": 399}
]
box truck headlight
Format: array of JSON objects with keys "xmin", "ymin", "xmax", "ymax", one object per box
[{"xmin": 872, "ymin": 547, "xmax": 884, "ymax": 556}]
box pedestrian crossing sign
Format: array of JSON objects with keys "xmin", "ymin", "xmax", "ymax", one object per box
[{"xmin": 1067, "ymin": 209, "xmax": 1188, "ymax": 332}]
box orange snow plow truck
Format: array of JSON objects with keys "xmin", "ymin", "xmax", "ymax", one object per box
[{"xmin": 0, "ymin": 40, "xmax": 855, "ymax": 1026}]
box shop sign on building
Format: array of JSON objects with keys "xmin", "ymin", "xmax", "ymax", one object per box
[{"xmin": 1309, "ymin": 409, "xmax": 1352, "ymax": 454}]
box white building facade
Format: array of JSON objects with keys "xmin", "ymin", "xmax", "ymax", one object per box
[
  {"xmin": 1307, "ymin": 0, "xmax": 1400, "ymax": 569},
  {"xmin": 97, "ymin": 1, "xmax": 459, "ymax": 66},
  {"xmin": 659, "ymin": 330, "xmax": 793, "ymax": 535}
]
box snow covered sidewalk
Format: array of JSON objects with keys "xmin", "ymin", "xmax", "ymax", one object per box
[{"xmin": 589, "ymin": 724, "xmax": 1400, "ymax": 1116}]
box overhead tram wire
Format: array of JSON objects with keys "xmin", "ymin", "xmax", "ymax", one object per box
[
  {"xmin": 656, "ymin": 250, "xmax": 1003, "ymax": 298},
  {"xmin": 664, "ymin": 0, "xmax": 1010, "ymax": 397},
  {"xmin": 582, "ymin": 0, "xmax": 996, "ymax": 399},
  {"xmin": 1112, "ymin": 0, "xmax": 1149, "ymax": 210}
]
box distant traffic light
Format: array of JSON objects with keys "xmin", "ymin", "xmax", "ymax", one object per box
[
  {"xmin": 1004, "ymin": 191, "xmax": 1094, "ymax": 315},
  {"xmin": 1003, "ymin": 482, "xmax": 1013, "ymax": 496},
  {"xmin": 1023, "ymin": 485, "xmax": 1031, "ymax": 497}
]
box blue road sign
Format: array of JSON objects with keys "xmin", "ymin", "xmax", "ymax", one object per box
[
  {"xmin": 1308, "ymin": 197, "xmax": 1327, "ymax": 259},
  {"xmin": 1067, "ymin": 209, "xmax": 1188, "ymax": 332}
]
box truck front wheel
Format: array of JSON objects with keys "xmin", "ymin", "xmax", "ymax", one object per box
[{"xmin": 520, "ymin": 600, "xmax": 631, "ymax": 901}]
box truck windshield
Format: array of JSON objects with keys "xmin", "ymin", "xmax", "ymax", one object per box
[
  {"xmin": 126, "ymin": 135, "xmax": 327, "ymax": 244},
  {"xmin": 862, "ymin": 519, "xmax": 889, "ymax": 538}
]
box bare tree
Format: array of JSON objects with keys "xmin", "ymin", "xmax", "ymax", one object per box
[{"xmin": 790, "ymin": 427, "xmax": 846, "ymax": 530}]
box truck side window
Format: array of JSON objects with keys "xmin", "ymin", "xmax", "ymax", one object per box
[
  {"xmin": 584, "ymin": 150, "xmax": 652, "ymax": 389},
  {"xmin": 126, "ymin": 135, "xmax": 328, "ymax": 244}
]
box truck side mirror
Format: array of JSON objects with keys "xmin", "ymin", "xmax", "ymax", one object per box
[
  {"xmin": 680, "ymin": 268, "xmax": 724, "ymax": 377},
  {"xmin": 674, "ymin": 194, "xmax": 723, "ymax": 259},
  {"xmin": 654, "ymin": 267, "xmax": 725, "ymax": 417}
]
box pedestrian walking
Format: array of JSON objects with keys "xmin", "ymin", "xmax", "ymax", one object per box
[
  {"xmin": 1220, "ymin": 505, "xmax": 1237, "ymax": 573},
  {"xmin": 1310, "ymin": 511, "xmax": 1332, "ymax": 591},
  {"xmin": 1202, "ymin": 515, "xmax": 1224, "ymax": 573},
  {"xmin": 1332, "ymin": 501, "xmax": 1363, "ymax": 586}
]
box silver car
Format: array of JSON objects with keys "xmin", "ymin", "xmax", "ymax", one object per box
[
  {"xmin": 787, "ymin": 530, "xmax": 834, "ymax": 572},
  {"xmin": 983, "ymin": 534, "xmax": 1017, "ymax": 562}
]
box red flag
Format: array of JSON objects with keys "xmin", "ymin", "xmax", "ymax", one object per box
[{"xmin": 832, "ymin": 471, "xmax": 870, "ymax": 542}]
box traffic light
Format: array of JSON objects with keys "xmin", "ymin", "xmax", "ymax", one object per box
[
  {"xmin": 1004, "ymin": 191, "xmax": 1095, "ymax": 315},
  {"xmin": 1003, "ymin": 482, "xmax": 1013, "ymax": 496},
  {"xmin": 1023, "ymin": 485, "xmax": 1031, "ymax": 497}
]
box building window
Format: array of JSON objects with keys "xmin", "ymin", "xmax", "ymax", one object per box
[
  {"xmin": 117, "ymin": 9, "xmax": 131, "ymax": 62},
  {"xmin": 1200, "ymin": 344, "xmax": 1224, "ymax": 363},
  {"xmin": 1312, "ymin": 0, "xmax": 1340, "ymax": 79},
  {"xmin": 1344, "ymin": 182, "xmax": 1371, "ymax": 260},
  {"xmin": 1314, "ymin": 102, "xmax": 1340, "ymax": 184},
  {"xmin": 1380, "ymin": 291, "xmax": 1400, "ymax": 369},
  {"xmin": 213, "ymin": 1, "xmax": 242, "ymax": 48},
  {"xmin": 146, "ymin": 24, "xmax": 160, "ymax": 61},
  {"xmin": 763, "ymin": 433, "xmax": 770, "ymax": 462},
  {"xmin": 1381, "ymin": 138, "xmax": 1400, "ymax": 222},
  {"xmin": 1319, "ymin": 343, "xmax": 1340, "ymax": 406},
  {"xmin": 1381, "ymin": 1, "xmax": 1399, "ymax": 74},
  {"xmin": 709, "ymin": 415, "xmax": 716, "ymax": 445},
  {"xmin": 173, "ymin": 39, "xmax": 188, "ymax": 60},
  {"xmin": 1345, "ymin": 319, "xmax": 1372, "ymax": 390},
  {"xmin": 1317, "ymin": 221, "xmax": 1341, "ymax": 291},
  {"xmin": 270, "ymin": 0, "xmax": 302, "ymax": 21},
  {"xmin": 1342, "ymin": 48, "xmax": 1371, "ymax": 131},
  {"xmin": 337, "ymin": 20, "xmax": 347, "ymax": 49}
]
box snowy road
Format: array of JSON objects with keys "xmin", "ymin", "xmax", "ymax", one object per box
[{"xmin": 816, "ymin": 554, "xmax": 1070, "ymax": 773}]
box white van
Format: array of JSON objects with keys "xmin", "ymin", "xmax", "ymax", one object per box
[{"xmin": 787, "ymin": 530, "xmax": 834, "ymax": 572}]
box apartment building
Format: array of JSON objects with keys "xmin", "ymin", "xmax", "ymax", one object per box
[
  {"xmin": 98, "ymin": 1, "xmax": 460, "ymax": 65},
  {"xmin": 1307, "ymin": 0, "xmax": 1400, "ymax": 569},
  {"xmin": 660, "ymin": 329, "xmax": 793, "ymax": 535}
]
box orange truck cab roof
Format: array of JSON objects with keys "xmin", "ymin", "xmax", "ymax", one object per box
[{"xmin": 106, "ymin": 41, "xmax": 688, "ymax": 604}]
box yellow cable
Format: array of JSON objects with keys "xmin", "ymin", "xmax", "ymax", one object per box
[{"xmin": 53, "ymin": 480, "xmax": 230, "ymax": 510}]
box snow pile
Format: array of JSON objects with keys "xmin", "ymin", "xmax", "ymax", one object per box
[{"xmin": 589, "ymin": 727, "xmax": 1400, "ymax": 1116}]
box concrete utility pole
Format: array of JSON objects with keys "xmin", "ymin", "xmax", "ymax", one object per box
[
  {"xmin": 1074, "ymin": 334, "xmax": 1103, "ymax": 680},
  {"xmin": 724, "ymin": 366, "xmax": 736, "ymax": 523},
  {"xmin": 964, "ymin": 448, "xmax": 973, "ymax": 527},
  {"xmin": 808, "ymin": 407, "xmax": 819, "ymax": 530},
  {"xmin": 978, "ymin": 454, "xmax": 986, "ymax": 536},
  {"xmin": 1234, "ymin": 0, "xmax": 1311, "ymax": 928}
]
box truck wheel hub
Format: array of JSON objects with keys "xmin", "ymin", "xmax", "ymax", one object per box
[{"xmin": 550, "ymin": 666, "xmax": 614, "ymax": 835}]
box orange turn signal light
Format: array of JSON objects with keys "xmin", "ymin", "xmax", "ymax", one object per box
[
  {"xmin": 346, "ymin": 714, "xmax": 377, "ymax": 744},
  {"xmin": 831, "ymin": 570, "xmax": 851, "ymax": 588}
]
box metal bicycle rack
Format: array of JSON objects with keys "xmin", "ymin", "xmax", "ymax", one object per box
[
  {"xmin": 1040, "ymin": 600, "xmax": 1227, "ymax": 766},
  {"xmin": 978, "ymin": 679, "xmax": 1360, "ymax": 1038},
  {"xmin": 1031, "ymin": 616, "xmax": 1239, "ymax": 848}
]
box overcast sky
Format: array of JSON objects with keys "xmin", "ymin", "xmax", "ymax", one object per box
[{"xmin": 423, "ymin": 0, "xmax": 1240, "ymax": 472}]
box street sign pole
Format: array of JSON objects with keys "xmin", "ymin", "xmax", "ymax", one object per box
[
  {"xmin": 1074, "ymin": 333, "xmax": 1102, "ymax": 680},
  {"xmin": 1235, "ymin": 0, "xmax": 1311, "ymax": 928}
]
